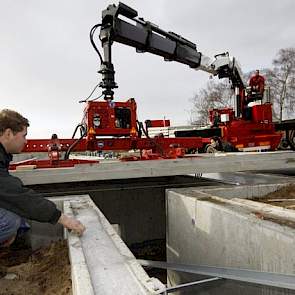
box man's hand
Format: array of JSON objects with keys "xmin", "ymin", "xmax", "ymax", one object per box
[{"xmin": 58, "ymin": 214, "xmax": 86, "ymax": 236}]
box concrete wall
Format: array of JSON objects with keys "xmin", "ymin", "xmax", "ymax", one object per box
[
  {"xmin": 166, "ymin": 185, "xmax": 295, "ymax": 295},
  {"xmin": 28, "ymin": 176, "xmax": 222, "ymax": 248}
]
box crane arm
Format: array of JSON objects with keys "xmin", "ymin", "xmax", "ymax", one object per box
[{"xmin": 98, "ymin": 2, "xmax": 245, "ymax": 105}]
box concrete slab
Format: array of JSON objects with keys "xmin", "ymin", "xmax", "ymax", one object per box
[
  {"xmin": 11, "ymin": 151, "xmax": 295, "ymax": 185},
  {"xmin": 166, "ymin": 183, "xmax": 295, "ymax": 294},
  {"xmin": 63, "ymin": 196, "xmax": 166, "ymax": 295},
  {"xmin": 202, "ymin": 171, "xmax": 295, "ymax": 185}
]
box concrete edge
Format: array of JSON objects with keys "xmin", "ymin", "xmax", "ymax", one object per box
[
  {"xmin": 166, "ymin": 184, "xmax": 295, "ymax": 237},
  {"xmin": 166, "ymin": 183, "xmax": 292, "ymax": 200},
  {"xmin": 62, "ymin": 196, "xmax": 165, "ymax": 295},
  {"xmin": 63, "ymin": 197, "xmax": 95, "ymax": 295},
  {"xmin": 76, "ymin": 197, "xmax": 166, "ymax": 294},
  {"xmin": 196, "ymin": 183, "xmax": 289, "ymax": 197}
]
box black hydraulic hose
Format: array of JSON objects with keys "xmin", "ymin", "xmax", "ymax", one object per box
[
  {"xmin": 71, "ymin": 124, "xmax": 85, "ymax": 139},
  {"xmin": 80, "ymin": 125, "xmax": 86, "ymax": 138},
  {"xmin": 90, "ymin": 24, "xmax": 103, "ymax": 64},
  {"xmin": 64, "ymin": 127, "xmax": 87, "ymax": 160}
]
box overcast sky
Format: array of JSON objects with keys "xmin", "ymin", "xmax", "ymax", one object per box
[{"xmin": 1, "ymin": 0, "xmax": 294, "ymax": 138}]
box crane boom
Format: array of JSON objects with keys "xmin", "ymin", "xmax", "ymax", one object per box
[{"xmin": 98, "ymin": 2, "xmax": 245, "ymax": 106}]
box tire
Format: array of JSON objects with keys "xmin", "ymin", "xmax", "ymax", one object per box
[{"xmin": 287, "ymin": 129, "xmax": 295, "ymax": 150}]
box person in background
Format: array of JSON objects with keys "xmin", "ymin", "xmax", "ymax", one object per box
[
  {"xmin": 0, "ymin": 109, "xmax": 85, "ymax": 248},
  {"xmin": 249, "ymin": 69, "xmax": 265, "ymax": 97}
]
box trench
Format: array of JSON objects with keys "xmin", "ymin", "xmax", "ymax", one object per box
[
  {"xmin": 35, "ymin": 176, "xmax": 225, "ymax": 284},
  {"xmin": 2, "ymin": 176, "xmax": 295, "ymax": 294}
]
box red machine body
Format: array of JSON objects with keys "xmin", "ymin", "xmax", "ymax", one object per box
[
  {"xmin": 251, "ymin": 104, "xmax": 272, "ymax": 123},
  {"xmin": 13, "ymin": 99, "xmax": 205, "ymax": 169},
  {"xmin": 83, "ymin": 99, "xmax": 138, "ymax": 138},
  {"xmin": 208, "ymin": 103, "xmax": 282, "ymax": 151}
]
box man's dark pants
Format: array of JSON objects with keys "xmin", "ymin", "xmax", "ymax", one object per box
[{"xmin": 0, "ymin": 208, "xmax": 21, "ymax": 245}]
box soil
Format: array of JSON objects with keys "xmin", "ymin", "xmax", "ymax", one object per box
[
  {"xmin": 0, "ymin": 240, "xmax": 72, "ymax": 295},
  {"xmin": 130, "ymin": 239, "xmax": 167, "ymax": 284},
  {"xmin": 251, "ymin": 184, "xmax": 295, "ymax": 209},
  {"xmin": 249, "ymin": 184, "xmax": 295, "ymax": 228}
]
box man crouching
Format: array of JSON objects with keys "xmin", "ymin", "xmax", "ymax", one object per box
[{"xmin": 0, "ymin": 109, "xmax": 85, "ymax": 247}]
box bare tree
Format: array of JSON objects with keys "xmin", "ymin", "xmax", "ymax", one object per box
[
  {"xmin": 267, "ymin": 48, "xmax": 295, "ymax": 122},
  {"xmin": 190, "ymin": 79, "xmax": 234, "ymax": 124}
]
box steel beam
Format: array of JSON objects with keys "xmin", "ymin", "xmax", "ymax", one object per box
[{"xmin": 138, "ymin": 260, "xmax": 295, "ymax": 290}]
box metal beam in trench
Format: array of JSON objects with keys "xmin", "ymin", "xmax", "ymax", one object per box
[{"xmin": 138, "ymin": 260, "xmax": 295, "ymax": 292}]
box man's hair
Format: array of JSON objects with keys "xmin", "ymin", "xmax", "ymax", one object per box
[{"xmin": 0, "ymin": 109, "xmax": 29, "ymax": 135}]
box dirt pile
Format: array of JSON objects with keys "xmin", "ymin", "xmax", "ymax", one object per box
[
  {"xmin": 0, "ymin": 240, "xmax": 71, "ymax": 295},
  {"xmin": 251, "ymin": 184, "xmax": 295, "ymax": 209}
]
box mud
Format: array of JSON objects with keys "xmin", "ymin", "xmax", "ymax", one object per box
[{"xmin": 0, "ymin": 240, "xmax": 71, "ymax": 295}]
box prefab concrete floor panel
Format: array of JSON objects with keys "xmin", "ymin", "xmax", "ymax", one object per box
[{"xmin": 11, "ymin": 151, "xmax": 295, "ymax": 185}]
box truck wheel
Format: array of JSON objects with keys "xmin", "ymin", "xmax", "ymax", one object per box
[
  {"xmin": 287, "ymin": 129, "xmax": 295, "ymax": 150},
  {"xmin": 279, "ymin": 137, "xmax": 289, "ymax": 149}
]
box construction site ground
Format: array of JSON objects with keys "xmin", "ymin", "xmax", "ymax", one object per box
[
  {"xmin": 1, "ymin": 161, "xmax": 294, "ymax": 294},
  {"xmin": 0, "ymin": 240, "xmax": 71, "ymax": 295},
  {"xmin": 251, "ymin": 183, "xmax": 295, "ymax": 209}
]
